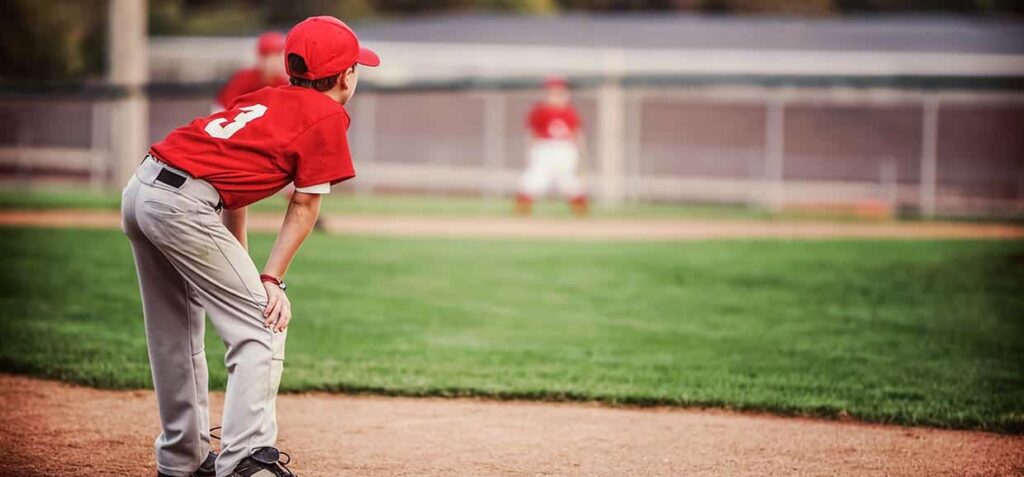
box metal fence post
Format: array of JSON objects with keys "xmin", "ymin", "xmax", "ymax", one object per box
[
  {"xmin": 108, "ymin": 0, "xmax": 148, "ymax": 188},
  {"xmin": 354, "ymin": 92, "xmax": 376, "ymax": 194},
  {"xmin": 880, "ymin": 159, "xmax": 898, "ymax": 211},
  {"xmin": 483, "ymin": 90, "xmax": 506, "ymax": 197},
  {"xmin": 597, "ymin": 79, "xmax": 626, "ymax": 207},
  {"xmin": 625, "ymin": 89, "xmax": 643, "ymax": 203},
  {"xmin": 919, "ymin": 95, "xmax": 940, "ymax": 217},
  {"xmin": 763, "ymin": 95, "xmax": 786, "ymax": 211}
]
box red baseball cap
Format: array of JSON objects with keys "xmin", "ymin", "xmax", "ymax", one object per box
[
  {"xmin": 544, "ymin": 76, "xmax": 568, "ymax": 89},
  {"xmin": 285, "ymin": 16, "xmax": 380, "ymax": 80},
  {"xmin": 257, "ymin": 31, "xmax": 285, "ymax": 55}
]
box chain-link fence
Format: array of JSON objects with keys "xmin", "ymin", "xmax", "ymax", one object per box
[{"xmin": 2, "ymin": 78, "xmax": 1022, "ymax": 216}]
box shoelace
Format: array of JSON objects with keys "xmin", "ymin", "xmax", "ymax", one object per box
[
  {"xmin": 252, "ymin": 446, "xmax": 294, "ymax": 476},
  {"xmin": 209, "ymin": 427, "xmax": 295, "ymax": 476}
]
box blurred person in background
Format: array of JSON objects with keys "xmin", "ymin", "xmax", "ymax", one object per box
[
  {"xmin": 213, "ymin": 31, "xmax": 287, "ymax": 112},
  {"xmin": 516, "ymin": 76, "xmax": 588, "ymax": 216}
]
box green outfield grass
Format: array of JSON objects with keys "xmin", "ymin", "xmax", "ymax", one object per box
[
  {"xmin": 5, "ymin": 186, "xmax": 1021, "ymax": 224},
  {"xmin": 0, "ymin": 186, "xmax": 773, "ymax": 219},
  {"xmin": 1, "ymin": 227, "xmax": 1022, "ymax": 433}
]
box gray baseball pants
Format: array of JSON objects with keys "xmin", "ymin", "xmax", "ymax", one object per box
[{"xmin": 121, "ymin": 156, "xmax": 286, "ymax": 477}]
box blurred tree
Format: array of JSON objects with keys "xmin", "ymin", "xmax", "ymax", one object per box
[
  {"xmin": 980, "ymin": 0, "xmax": 1024, "ymax": 14},
  {"xmin": 632, "ymin": 0, "xmax": 834, "ymax": 14},
  {"xmin": 266, "ymin": 0, "xmax": 375, "ymax": 28},
  {"xmin": 150, "ymin": 0, "xmax": 263, "ymax": 35},
  {"xmin": 373, "ymin": 0, "xmax": 554, "ymax": 14},
  {"xmin": 558, "ymin": 0, "xmax": 677, "ymax": 11},
  {"xmin": 4, "ymin": 0, "xmax": 1017, "ymax": 84},
  {"xmin": 477, "ymin": 0, "xmax": 559, "ymax": 13},
  {"xmin": 325, "ymin": 0, "xmax": 380, "ymax": 21},
  {"xmin": 729, "ymin": 0, "xmax": 833, "ymax": 14},
  {"xmin": 147, "ymin": 0, "xmax": 1024, "ymax": 34},
  {"xmin": 0, "ymin": 0, "xmax": 107, "ymax": 81},
  {"xmin": 835, "ymin": 0, "xmax": 1023, "ymax": 14},
  {"xmin": 150, "ymin": 0, "xmax": 187, "ymax": 34}
]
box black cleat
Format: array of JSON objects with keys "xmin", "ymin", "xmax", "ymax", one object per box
[
  {"xmin": 194, "ymin": 452, "xmax": 216, "ymax": 477},
  {"xmin": 157, "ymin": 451, "xmax": 217, "ymax": 477},
  {"xmin": 229, "ymin": 447, "xmax": 297, "ymax": 477}
]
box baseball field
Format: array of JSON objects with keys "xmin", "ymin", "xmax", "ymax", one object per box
[{"xmin": 1, "ymin": 190, "xmax": 1023, "ymax": 476}]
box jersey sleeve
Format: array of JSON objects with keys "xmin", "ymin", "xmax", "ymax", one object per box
[
  {"xmin": 285, "ymin": 111, "xmax": 356, "ymax": 188},
  {"xmin": 294, "ymin": 182, "xmax": 331, "ymax": 194}
]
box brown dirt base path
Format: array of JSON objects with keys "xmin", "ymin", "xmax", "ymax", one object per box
[
  {"xmin": 1, "ymin": 209, "xmax": 1024, "ymax": 241},
  {"xmin": 1, "ymin": 374, "xmax": 1022, "ymax": 477}
]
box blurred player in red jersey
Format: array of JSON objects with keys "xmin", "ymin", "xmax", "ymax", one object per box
[
  {"xmin": 122, "ymin": 16, "xmax": 379, "ymax": 477},
  {"xmin": 516, "ymin": 76, "xmax": 588, "ymax": 216},
  {"xmin": 213, "ymin": 31, "xmax": 288, "ymax": 112}
]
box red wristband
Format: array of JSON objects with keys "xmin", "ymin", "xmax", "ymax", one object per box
[{"xmin": 260, "ymin": 274, "xmax": 282, "ymax": 286}]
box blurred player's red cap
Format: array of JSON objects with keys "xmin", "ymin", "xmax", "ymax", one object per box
[
  {"xmin": 544, "ymin": 76, "xmax": 568, "ymax": 89},
  {"xmin": 285, "ymin": 16, "xmax": 380, "ymax": 80},
  {"xmin": 257, "ymin": 32, "xmax": 285, "ymax": 55}
]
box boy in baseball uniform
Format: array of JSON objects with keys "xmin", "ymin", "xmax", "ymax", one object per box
[
  {"xmin": 212, "ymin": 31, "xmax": 288, "ymax": 113},
  {"xmin": 121, "ymin": 16, "xmax": 379, "ymax": 477},
  {"xmin": 516, "ymin": 76, "xmax": 588, "ymax": 216}
]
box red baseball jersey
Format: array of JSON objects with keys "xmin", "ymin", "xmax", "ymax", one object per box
[
  {"xmin": 215, "ymin": 68, "xmax": 288, "ymax": 109},
  {"xmin": 527, "ymin": 104, "xmax": 581, "ymax": 140},
  {"xmin": 150, "ymin": 85, "xmax": 355, "ymax": 209}
]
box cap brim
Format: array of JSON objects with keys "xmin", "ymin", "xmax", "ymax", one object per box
[{"xmin": 357, "ymin": 47, "xmax": 380, "ymax": 67}]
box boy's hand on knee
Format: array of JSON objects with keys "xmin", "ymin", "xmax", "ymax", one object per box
[{"xmin": 262, "ymin": 283, "xmax": 291, "ymax": 333}]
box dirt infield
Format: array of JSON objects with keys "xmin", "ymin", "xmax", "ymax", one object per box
[
  {"xmin": 1, "ymin": 209, "xmax": 1023, "ymax": 240},
  {"xmin": 1, "ymin": 374, "xmax": 1022, "ymax": 477}
]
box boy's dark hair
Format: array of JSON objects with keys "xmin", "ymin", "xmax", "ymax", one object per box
[{"xmin": 288, "ymin": 53, "xmax": 339, "ymax": 92}]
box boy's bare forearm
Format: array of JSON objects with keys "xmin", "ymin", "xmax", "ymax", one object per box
[
  {"xmin": 262, "ymin": 192, "xmax": 322, "ymax": 279},
  {"xmin": 221, "ymin": 206, "xmax": 248, "ymax": 250}
]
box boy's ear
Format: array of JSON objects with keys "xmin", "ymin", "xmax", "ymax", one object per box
[{"xmin": 340, "ymin": 68, "xmax": 354, "ymax": 89}]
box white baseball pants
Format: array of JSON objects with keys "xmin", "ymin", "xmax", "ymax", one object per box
[
  {"xmin": 519, "ymin": 139, "xmax": 585, "ymax": 199},
  {"xmin": 121, "ymin": 157, "xmax": 286, "ymax": 477}
]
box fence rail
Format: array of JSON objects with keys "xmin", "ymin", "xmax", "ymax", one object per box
[{"xmin": 1, "ymin": 76, "xmax": 1022, "ymax": 217}]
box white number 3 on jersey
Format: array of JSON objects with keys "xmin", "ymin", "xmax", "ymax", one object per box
[{"xmin": 204, "ymin": 104, "xmax": 268, "ymax": 139}]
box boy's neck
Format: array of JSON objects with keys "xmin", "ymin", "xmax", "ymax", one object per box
[{"xmin": 321, "ymin": 88, "xmax": 346, "ymax": 104}]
